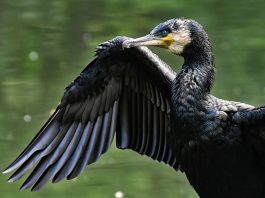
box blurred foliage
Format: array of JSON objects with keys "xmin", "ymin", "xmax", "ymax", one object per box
[{"xmin": 0, "ymin": 0, "xmax": 265, "ymax": 197}]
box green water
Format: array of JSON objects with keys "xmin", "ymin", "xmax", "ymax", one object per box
[{"xmin": 0, "ymin": 0, "xmax": 265, "ymax": 197}]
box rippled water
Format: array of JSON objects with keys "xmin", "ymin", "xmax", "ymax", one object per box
[{"xmin": 0, "ymin": 0, "xmax": 265, "ymax": 197}]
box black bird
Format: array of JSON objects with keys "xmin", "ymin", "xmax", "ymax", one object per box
[{"xmin": 3, "ymin": 18, "xmax": 265, "ymax": 198}]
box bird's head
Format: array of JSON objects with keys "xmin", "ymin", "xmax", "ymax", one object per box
[{"xmin": 123, "ymin": 18, "xmax": 210, "ymax": 56}]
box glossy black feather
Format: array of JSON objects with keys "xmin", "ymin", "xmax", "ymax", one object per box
[
  {"xmin": 32, "ymin": 123, "xmax": 85, "ymax": 190},
  {"xmin": 67, "ymin": 116, "xmax": 103, "ymax": 180},
  {"xmin": 5, "ymin": 116, "xmax": 60, "ymax": 173},
  {"xmin": 53, "ymin": 121, "xmax": 94, "ymax": 183},
  {"xmin": 4, "ymin": 36, "xmax": 176, "ymax": 191}
]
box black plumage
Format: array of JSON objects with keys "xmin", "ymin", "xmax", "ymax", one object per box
[
  {"xmin": 3, "ymin": 18, "xmax": 265, "ymax": 198},
  {"xmin": 4, "ymin": 36, "xmax": 177, "ymax": 191}
]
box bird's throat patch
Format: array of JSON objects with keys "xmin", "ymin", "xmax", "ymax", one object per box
[{"xmin": 167, "ymin": 30, "xmax": 191, "ymax": 54}]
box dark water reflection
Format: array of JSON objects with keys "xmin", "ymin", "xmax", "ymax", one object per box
[{"xmin": 0, "ymin": 0, "xmax": 265, "ymax": 197}]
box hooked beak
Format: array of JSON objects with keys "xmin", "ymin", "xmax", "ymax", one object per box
[{"xmin": 122, "ymin": 34, "xmax": 164, "ymax": 49}]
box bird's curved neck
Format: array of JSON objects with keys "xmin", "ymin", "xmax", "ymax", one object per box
[
  {"xmin": 181, "ymin": 47, "xmax": 215, "ymax": 93},
  {"xmin": 172, "ymin": 42, "xmax": 215, "ymax": 114},
  {"xmin": 171, "ymin": 47, "xmax": 215, "ymax": 142},
  {"xmin": 184, "ymin": 50, "xmax": 214, "ymax": 68}
]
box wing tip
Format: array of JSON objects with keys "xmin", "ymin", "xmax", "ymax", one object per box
[
  {"xmin": 3, "ymin": 167, "xmax": 13, "ymax": 174},
  {"xmin": 7, "ymin": 177, "xmax": 14, "ymax": 183},
  {"xmin": 19, "ymin": 180, "xmax": 39, "ymax": 191},
  {"xmin": 19, "ymin": 184, "xmax": 28, "ymax": 191},
  {"xmin": 52, "ymin": 176, "xmax": 61, "ymax": 184},
  {"xmin": 31, "ymin": 184, "xmax": 41, "ymax": 192}
]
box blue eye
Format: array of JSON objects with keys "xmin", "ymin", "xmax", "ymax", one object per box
[{"xmin": 161, "ymin": 30, "xmax": 169, "ymax": 37}]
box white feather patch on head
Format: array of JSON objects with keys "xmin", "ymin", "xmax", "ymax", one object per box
[{"xmin": 168, "ymin": 19, "xmax": 192, "ymax": 54}]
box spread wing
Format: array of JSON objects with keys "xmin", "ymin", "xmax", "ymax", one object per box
[
  {"xmin": 233, "ymin": 106, "xmax": 265, "ymax": 165},
  {"xmin": 3, "ymin": 36, "xmax": 178, "ymax": 191}
]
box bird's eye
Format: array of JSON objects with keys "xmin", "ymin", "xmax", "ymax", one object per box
[{"xmin": 161, "ymin": 30, "xmax": 169, "ymax": 37}]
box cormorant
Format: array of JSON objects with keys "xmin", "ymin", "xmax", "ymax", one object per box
[{"xmin": 3, "ymin": 18, "xmax": 265, "ymax": 198}]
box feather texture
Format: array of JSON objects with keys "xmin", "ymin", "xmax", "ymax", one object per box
[{"xmin": 4, "ymin": 36, "xmax": 177, "ymax": 191}]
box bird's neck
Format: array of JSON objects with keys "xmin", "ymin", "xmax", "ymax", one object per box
[
  {"xmin": 182, "ymin": 49, "xmax": 215, "ymax": 94},
  {"xmin": 177, "ymin": 45, "xmax": 214, "ymax": 92},
  {"xmin": 172, "ymin": 47, "xmax": 215, "ymax": 116},
  {"xmin": 170, "ymin": 49, "xmax": 215, "ymax": 142}
]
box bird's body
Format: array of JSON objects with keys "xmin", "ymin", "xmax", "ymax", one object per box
[
  {"xmin": 170, "ymin": 56, "xmax": 265, "ymax": 198},
  {"xmin": 166, "ymin": 19, "xmax": 265, "ymax": 197},
  {"xmin": 179, "ymin": 129, "xmax": 265, "ymax": 198},
  {"xmin": 4, "ymin": 18, "xmax": 265, "ymax": 198}
]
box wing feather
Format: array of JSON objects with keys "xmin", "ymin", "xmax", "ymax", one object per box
[
  {"xmin": 232, "ymin": 106, "xmax": 265, "ymax": 165},
  {"xmin": 139, "ymin": 95, "xmax": 147, "ymax": 154},
  {"xmin": 68, "ymin": 116, "xmax": 103, "ymax": 180},
  {"xmin": 4, "ymin": 36, "xmax": 178, "ymax": 190},
  {"xmin": 53, "ymin": 121, "xmax": 94, "ymax": 183}
]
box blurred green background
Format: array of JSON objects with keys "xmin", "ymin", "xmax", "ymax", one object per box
[{"xmin": 0, "ymin": 0, "xmax": 265, "ymax": 197}]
